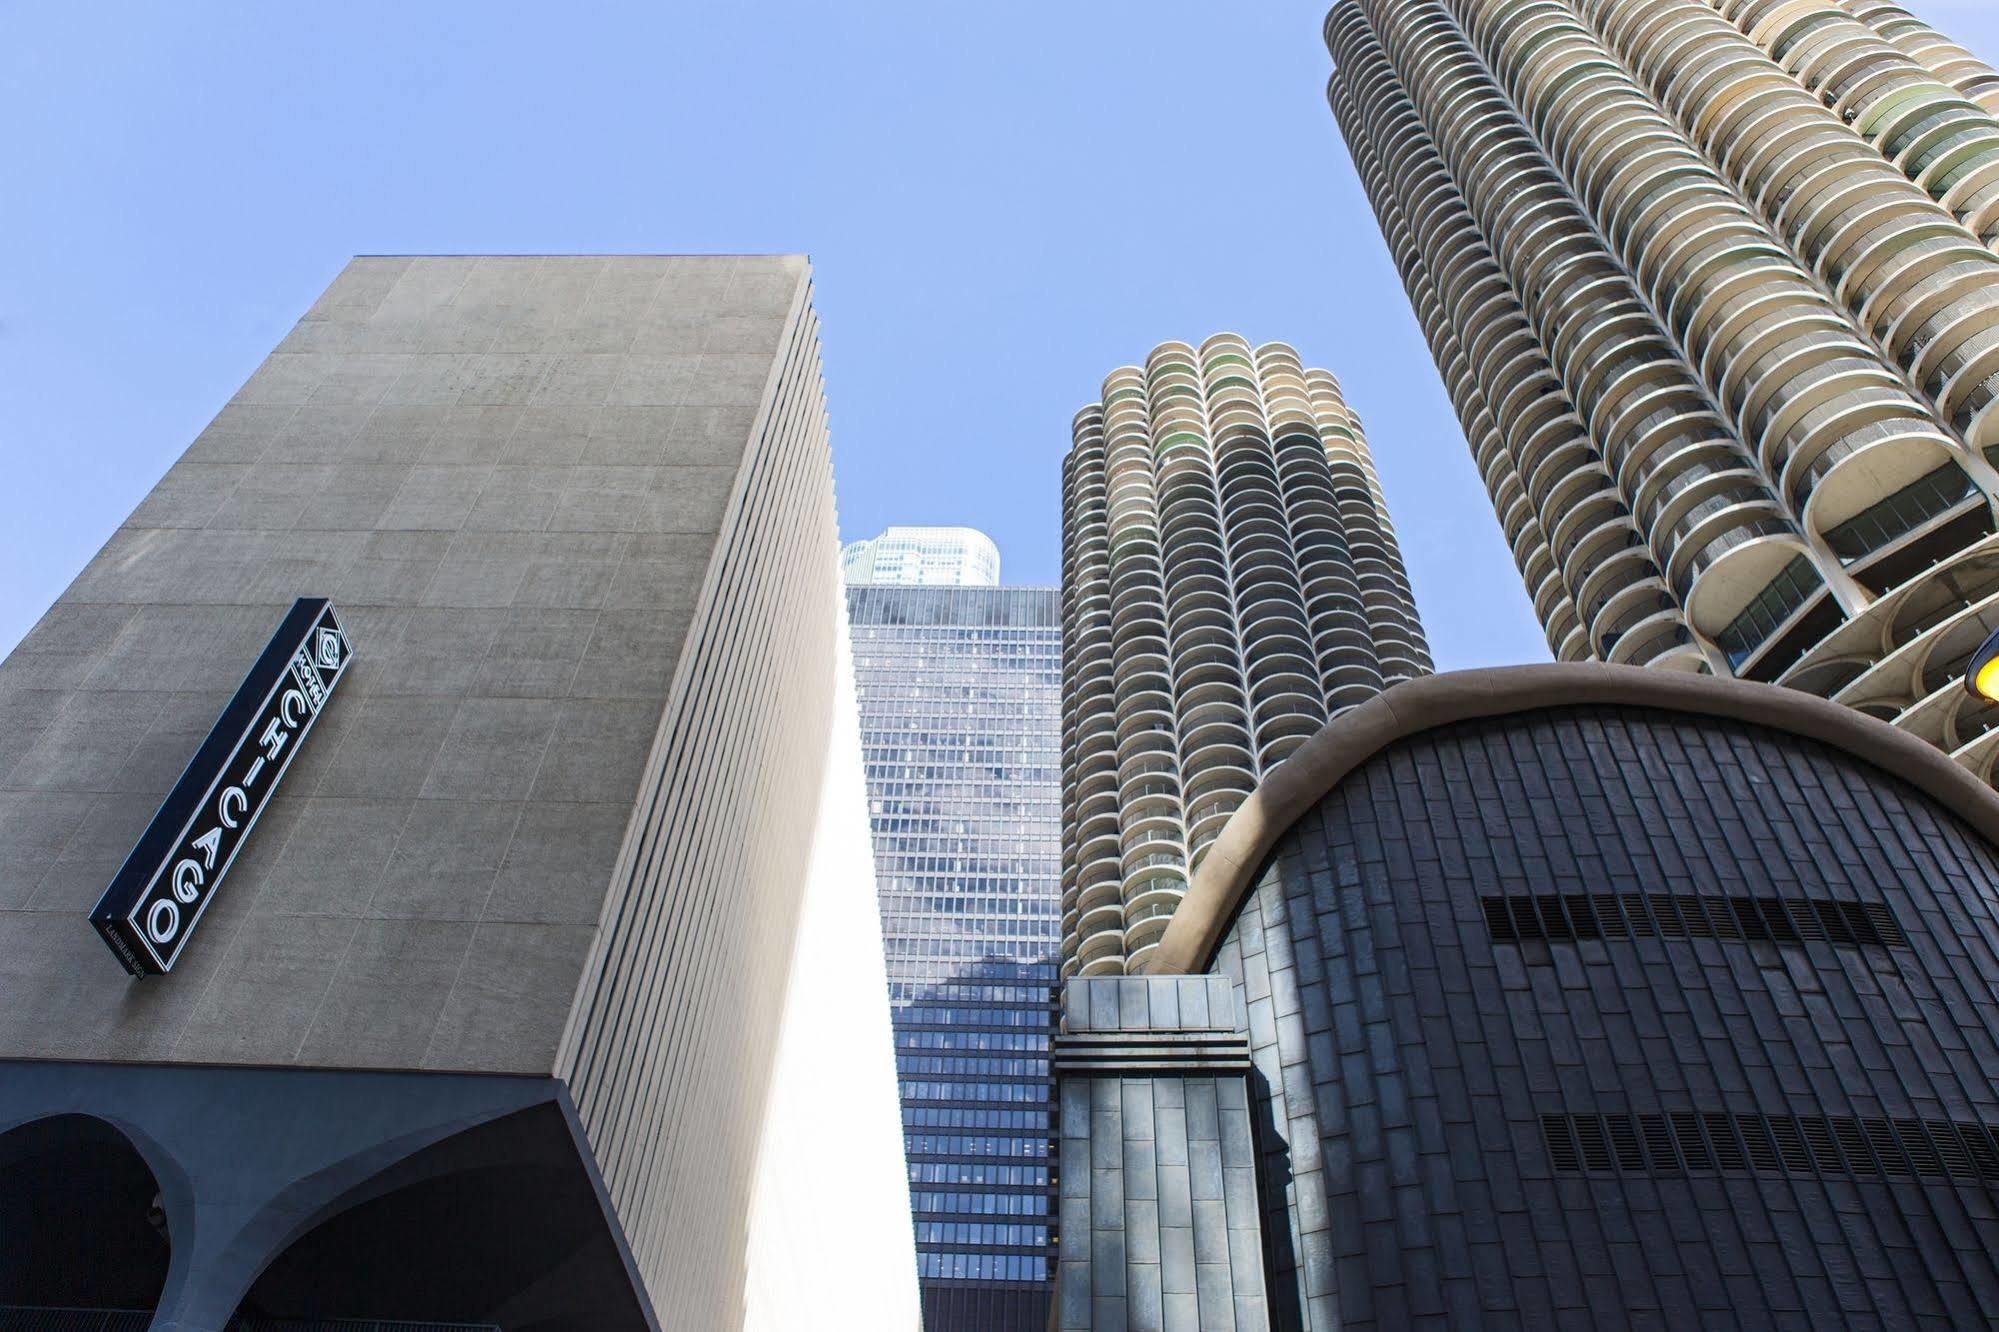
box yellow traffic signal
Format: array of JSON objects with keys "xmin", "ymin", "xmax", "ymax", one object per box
[{"xmin": 1968, "ymin": 626, "xmax": 1999, "ymax": 702}]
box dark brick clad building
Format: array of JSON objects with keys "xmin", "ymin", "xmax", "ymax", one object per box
[{"xmin": 1059, "ymin": 664, "xmax": 1999, "ymax": 1329}]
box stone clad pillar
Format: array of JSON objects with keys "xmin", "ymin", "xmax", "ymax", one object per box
[{"xmin": 1053, "ymin": 975, "xmax": 1268, "ymax": 1331}]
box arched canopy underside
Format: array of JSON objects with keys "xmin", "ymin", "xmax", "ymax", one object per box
[
  {"xmin": 0, "ymin": 1114, "xmax": 171, "ymax": 1313},
  {"xmin": 233, "ymin": 1102, "xmax": 651, "ymax": 1331}
]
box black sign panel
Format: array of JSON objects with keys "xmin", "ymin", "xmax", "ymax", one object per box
[{"xmin": 90, "ymin": 598, "xmax": 353, "ymax": 976}]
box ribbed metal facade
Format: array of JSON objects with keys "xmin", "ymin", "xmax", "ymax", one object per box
[
  {"xmin": 1058, "ymin": 334, "xmax": 1430, "ymax": 980},
  {"xmin": 1326, "ymin": 0, "xmax": 1999, "ymax": 782}
]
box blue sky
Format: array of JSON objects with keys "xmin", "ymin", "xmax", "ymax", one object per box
[{"xmin": 4, "ymin": 1, "xmax": 1996, "ymax": 669}]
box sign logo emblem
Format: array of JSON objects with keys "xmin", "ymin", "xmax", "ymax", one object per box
[{"xmin": 89, "ymin": 598, "xmax": 353, "ymax": 977}]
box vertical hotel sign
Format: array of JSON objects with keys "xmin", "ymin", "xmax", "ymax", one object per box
[{"xmin": 91, "ymin": 598, "xmax": 352, "ymax": 976}]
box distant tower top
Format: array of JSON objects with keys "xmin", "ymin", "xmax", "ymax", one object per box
[{"xmin": 841, "ymin": 525, "xmax": 1001, "ymax": 586}]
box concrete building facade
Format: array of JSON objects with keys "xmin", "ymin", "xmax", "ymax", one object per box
[
  {"xmin": 847, "ymin": 580, "xmax": 1062, "ymax": 1331},
  {"xmin": 1059, "ymin": 664, "xmax": 1999, "ymax": 1329},
  {"xmin": 1059, "ymin": 334, "xmax": 1429, "ymax": 981},
  {"xmin": 1325, "ymin": 0, "xmax": 1999, "ymax": 783},
  {"xmin": 0, "ymin": 255, "xmax": 916, "ymax": 1329}
]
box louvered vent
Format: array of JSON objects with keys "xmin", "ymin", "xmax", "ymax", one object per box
[
  {"xmin": 1486, "ymin": 894, "xmax": 1906, "ymax": 949},
  {"xmin": 1541, "ymin": 1111, "xmax": 1999, "ymax": 1182}
]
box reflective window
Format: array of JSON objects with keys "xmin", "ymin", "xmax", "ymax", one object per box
[{"xmin": 848, "ymin": 586, "xmax": 1061, "ymax": 1295}]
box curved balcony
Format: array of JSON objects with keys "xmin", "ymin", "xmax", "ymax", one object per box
[
  {"xmin": 1361, "ymin": 0, "xmax": 1784, "ymax": 635},
  {"xmin": 1117, "ymin": 813, "xmax": 1184, "ymax": 860},
  {"xmin": 1175, "ymin": 716, "xmax": 1255, "ymax": 780},
  {"xmin": 1603, "ymin": 598, "xmax": 1696, "ymax": 665},
  {"xmin": 1227, "ymin": 536, "xmax": 1302, "ymax": 587},
  {"xmin": 1120, "ymin": 782, "xmax": 1183, "ymax": 831},
  {"xmin": 1074, "ymin": 798, "xmax": 1119, "ymax": 848},
  {"xmin": 1123, "ymin": 909, "xmax": 1178, "ymax": 968},
  {"xmin": 1469, "ymin": 0, "xmax": 1954, "ymax": 550},
  {"xmin": 1123, "ymin": 871, "xmax": 1185, "ymax": 923},
  {"xmin": 1113, "ymin": 693, "xmax": 1177, "ymax": 748},
  {"xmin": 1548, "ymin": 495, "xmax": 1632, "ymax": 576},
  {"xmin": 1845, "ymin": 2, "xmax": 1999, "ymax": 113},
  {"xmin": 1114, "ymin": 728, "xmax": 1180, "ymax": 782},
  {"xmin": 1836, "ymin": 588, "xmax": 1999, "ymax": 717},
  {"xmin": 1176, "ymin": 673, "xmax": 1249, "ymax": 719},
  {"xmin": 1255, "ymin": 719, "xmax": 1325, "ymax": 770},
  {"xmin": 1119, "ymin": 850, "xmax": 1187, "ymax": 905},
  {"xmin": 1118, "ymin": 768, "xmax": 1182, "ymax": 820},
  {"xmin": 1075, "ymin": 899, "xmax": 1124, "ymax": 950},
  {"xmin": 1598, "ymin": 583, "xmax": 1683, "ymax": 659},
  {"xmin": 1584, "ymin": 0, "xmax": 1999, "ymax": 462},
  {"xmin": 1074, "ymin": 933, "xmax": 1126, "ymax": 979},
  {"xmin": 1526, "ymin": 441, "xmax": 1608, "ymax": 531},
  {"xmin": 1166, "ymin": 765, "xmax": 1233, "ymax": 825},
  {"xmin": 1178, "ymin": 756, "xmax": 1253, "ymax": 816},
  {"xmin": 1564, "ymin": 516, "xmax": 1649, "ymax": 601},
  {"xmin": 1887, "ymin": 670, "xmax": 1999, "ymax": 763},
  {"xmin": 1784, "ymin": 527, "xmax": 1999, "ymax": 680},
  {"xmin": 1063, "ymin": 316, "xmax": 1440, "ymax": 973},
  {"xmin": 1246, "ymin": 658, "xmax": 1324, "ymax": 711},
  {"xmin": 1684, "ymin": 528, "xmax": 1825, "ymax": 646},
  {"xmin": 1171, "ymin": 628, "xmax": 1244, "ymax": 677},
  {"xmin": 1160, "ymin": 573, "xmax": 1233, "ymax": 622},
  {"xmin": 1804, "ymin": 437, "xmax": 1975, "ymax": 561},
  {"xmin": 1072, "ymin": 842, "xmax": 1122, "ymax": 894},
  {"xmin": 1071, "ymin": 723, "xmax": 1117, "ymax": 773},
  {"xmin": 1159, "ymin": 540, "xmax": 1230, "ymax": 588}
]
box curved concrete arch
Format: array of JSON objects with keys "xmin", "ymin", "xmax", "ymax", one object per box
[
  {"xmin": 0, "ymin": 1111, "xmax": 184, "ymax": 1315},
  {"xmin": 224, "ymin": 1099, "xmax": 649, "ymax": 1330},
  {"xmin": 198, "ymin": 1100, "xmax": 560, "ymax": 1320},
  {"xmin": 0, "ymin": 1106, "xmax": 193, "ymax": 1229},
  {"xmin": 1150, "ymin": 661, "xmax": 1999, "ymax": 974}
]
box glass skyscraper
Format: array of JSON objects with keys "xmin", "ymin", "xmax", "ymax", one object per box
[
  {"xmin": 847, "ymin": 579, "xmax": 1063, "ymax": 1332},
  {"xmin": 843, "ymin": 525, "xmax": 1004, "ymax": 587}
]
